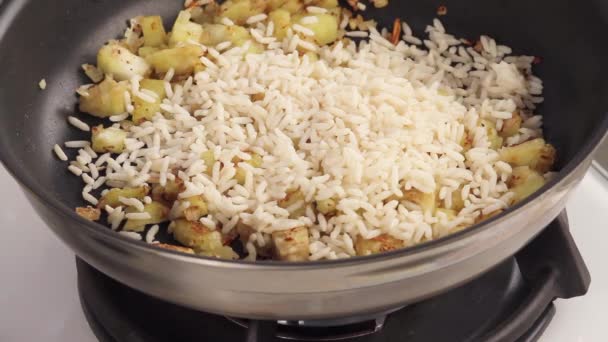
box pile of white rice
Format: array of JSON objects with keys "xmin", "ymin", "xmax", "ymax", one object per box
[{"xmin": 58, "ymin": 13, "xmax": 545, "ymax": 260}]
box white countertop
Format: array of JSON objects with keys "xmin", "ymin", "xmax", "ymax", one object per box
[{"xmin": 0, "ymin": 164, "xmax": 607, "ymax": 342}]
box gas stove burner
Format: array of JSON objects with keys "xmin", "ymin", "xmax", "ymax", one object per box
[
  {"xmin": 77, "ymin": 212, "xmax": 590, "ymax": 342},
  {"xmin": 227, "ymin": 308, "xmax": 399, "ymax": 341}
]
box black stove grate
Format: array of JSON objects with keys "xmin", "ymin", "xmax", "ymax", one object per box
[{"xmin": 77, "ymin": 212, "xmax": 589, "ymax": 342}]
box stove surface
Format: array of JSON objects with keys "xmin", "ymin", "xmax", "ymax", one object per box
[{"xmin": 1, "ymin": 165, "xmax": 608, "ymax": 342}]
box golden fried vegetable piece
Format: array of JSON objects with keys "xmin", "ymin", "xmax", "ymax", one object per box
[
  {"xmin": 451, "ymin": 187, "xmax": 465, "ymax": 212},
  {"xmin": 267, "ymin": 0, "xmax": 287, "ymax": 11},
  {"xmin": 316, "ymin": 198, "xmax": 337, "ymax": 215},
  {"xmin": 146, "ymin": 45, "xmax": 205, "ymax": 76},
  {"xmin": 152, "ymin": 178, "xmax": 184, "ymax": 203},
  {"xmin": 172, "ymin": 219, "xmax": 238, "ymax": 260},
  {"xmin": 220, "ymin": 0, "xmax": 267, "ymax": 25},
  {"xmin": 183, "ymin": 196, "xmax": 209, "ymax": 221},
  {"xmin": 132, "ymin": 79, "xmax": 166, "ymax": 124},
  {"xmin": 507, "ymin": 166, "xmax": 546, "ymax": 204},
  {"xmin": 81, "ymin": 64, "xmax": 104, "ymax": 83},
  {"xmin": 79, "ymin": 77, "xmax": 128, "ymax": 117},
  {"xmin": 402, "ymin": 189, "xmax": 436, "ymax": 213},
  {"xmin": 475, "ymin": 209, "xmax": 504, "ymax": 224},
  {"xmin": 460, "ymin": 129, "xmax": 473, "ymax": 152},
  {"xmin": 269, "ymin": 9, "xmax": 291, "ymax": 40},
  {"xmin": 153, "ymin": 243, "xmax": 195, "ymax": 254},
  {"xmin": 304, "ymin": 51, "xmax": 319, "ymax": 62},
  {"xmin": 295, "ymin": 13, "xmax": 339, "ymax": 46},
  {"xmin": 481, "ymin": 120, "xmax": 503, "ymax": 150},
  {"xmin": 234, "ymin": 153, "xmax": 263, "ymax": 185},
  {"xmin": 278, "ymin": 190, "xmax": 306, "ymax": 218},
  {"xmin": 313, "ymin": 0, "xmax": 339, "ymax": 8},
  {"xmin": 500, "ymin": 138, "xmax": 556, "ymax": 173},
  {"xmin": 499, "ymin": 112, "xmax": 522, "ymax": 138},
  {"xmin": 124, "ymin": 202, "xmax": 170, "ymax": 232},
  {"xmin": 97, "ymin": 43, "xmax": 151, "ymax": 81},
  {"xmin": 272, "ymin": 226, "xmax": 310, "ymax": 261},
  {"xmin": 355, "ymin": 234, "xmax": 405, "ymax": 256},
  {"xmin": 140, "ymin": 16, "xmax": 167, "ymax": 47},
  {"xmin": 200, "ymin": 24, "xmax": 251, "ymax": 46},
  {"xmin": 137, "ymin": 46, "xmax": 160, "ymax": 58},
  {"xmin": 91, "ymin": 125, "xmax": 128, "ymax": 153},
  {"xmin": 200, "ymin": 150, "xmax": 216, "ymax": 176},
  {"xmin": 99, "ymin": 186, "xmax": 149, "ymax": 208},
  {"xmin": 281, "ymin": 0, "xmax": 304, "ymax": 13},
  {"xmin": 170, "ymin": 11, "xmax": 204, "ymax": 46},
  {"xmin": 76, "ymin": 206, "xmax": 101, "ymax": 221}
]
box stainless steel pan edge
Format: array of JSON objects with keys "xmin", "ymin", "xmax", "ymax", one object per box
[{"xmin": 21, "ymin": 133, "xmax": 604, "ymax": 319}]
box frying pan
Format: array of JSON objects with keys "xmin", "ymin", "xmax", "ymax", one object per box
[{"xmin": 0, "ymin": 0, "xmax": 607, "ymax": 321}]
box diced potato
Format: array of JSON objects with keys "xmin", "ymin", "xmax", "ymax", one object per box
[
  {"xmin": 91, "ymin": 125, "xmax": 128, "ymax": 153},
  {"xmin": 219, "ymin": 0, "xmax": 267, "ymax": 25},
  {"xmin": 500, "ymin": 138, "xmax": 556, "ymax": 173},
  {"xmin": 99, "ymin": 186, "xmax": 149, "ymax": 208},
  {"xmin": 272, "ymin": 226, "xmax": 310, "ymax": 261},
  {"xmin": 190, "ymin": 1, "xmax": 221, "ymax": 24},
  {"xmin": 79, "ymin": 77, "xmax": 128, "ymax": 117},
  {"xmin": 278, "ymin": 190, "xmax": 306, "ymax": 218},
  {"xmin": 313, "ymin": 0, "xmax": 339, "ymax": 8},
  {"xmin": 451, "ymin": 187, "xmax": 465, "ymax": 212},
  {"xmin": 97, "ymin": 43, "xmax": 151, "ymax": 81},
  {"xmin": 507, "ymin": 166, "xmax": 546, "ymax": 204},
  {"xmin": 124, "ymin": 201, "xmax": 170, "ymax": 232},
  {"xmin": 200, "ymin": 24, "xmax": 250, "ymax": 47},
  {"xmin": 183, "ymin": 196, "xmax": 209, "ymax": 221},
  {"xmin": 172, "ymin": 219, "xmax": 238, "ymax": 259},
  {"xmin": 316, "ymin": 198, "xmax": 336, "ymax": 215},
  {"xmin": 481, "ymin": 120, "xmax": 504, "ymax": 150},
  {"xmin": 267, "ymin": 0, "xmax": 287, "ymax": 11},
  {"xmin": 76, "ymin": 206, "xmax": 101, "ymax": 221},
  {"xmin": 81, "ymin": 64, "xmax": 104, "ymax": 83},
  {"xmin": 499, "ymin": 112, "xmax": 522, "ymax": 138},
  {"xmin": 132, "ymin": 79, "xmax": 166, "ymax": 124},
  {"xmin": 170, "ymin": 11, "xmax": 204, "ymax": 46},
  {"xmin": 200, "ymin": 150, "xmax": 216, "ymax": 176},
  {"xmin": 153, "ymin": 243, "xmax": 195, "ymax": 254},
  {"xmin": 355, "ymin": 234, "xmax": 405, "ymax": 256},
  {"xmin": 460, "ymin": 129, "xmax": 473, "ymax": 152},
  {"xmin": 269, "ymin": 9, "xmax": 291, "ymax": 40},
  {"xmin": 146, "ymin": 45, "xmax": 205, "ymax": 75},
  {"xmin": 304, "ymin": 51, "xmax": 319, "ymax": 62},
  {"xmin": 475, "ymin": 209, "xmax": 503, "ymax": 224},
  {"xmin": 281, "ymin": 0, "xmax": 304, "ymax": 13},
  {"xmin": 152, "ymin": 178, "xmax": 184, "ymax": 203},
  {"xmin": 402, "ymin": 189, "xmax": 436, "ymax": 213},
  {"xmin": 296, "ymin": 13, "xmax": 339, "ymax": 46},
  {"xmin": 140, "ymin": 16, "xmax": 167, "ymax": 47},
  {"xmin": 138, "ymin": 46, "xmax": 160, "ymax": 58},
  {"xmin": 234, "ymin": 153, "xmax": 263, "ymax": 184}
]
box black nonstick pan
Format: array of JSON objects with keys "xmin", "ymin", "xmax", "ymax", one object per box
[{"xmin": 0, "ymin": 0, "xmax": 606, "ymax": 321}]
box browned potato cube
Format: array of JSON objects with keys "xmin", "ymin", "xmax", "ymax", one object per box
[
  {"xmin": 99, "ymin": 186, "xmax": 149, "ymax": 208},
  {"xmin": 91, "ymin": 125, "xmax": 127, "ymax": 153},
  {"xmin": 499, "ymin": 112, "xmax": 522, "ymax": 138},
  {"xmin": 402, "ymin": 189, "xmax": 436, "ymax": 213},
  {"xmin": 500, "ymin": 138, "xmax": 556, "ymax": 173},
  {"xmin": 152, "ymin": 178, "xmax": 184, "ymax": 203},
  {"xmin": 172, "ymin": 219, "xmax": 238, "ymax": 260},
  {"xmin": 355, "ymin": 234, "xmax": 405, "ymax": 256},
  {"xmin": 272, "ymin": 226, "xmax": 310, "ymax": 261},
  {"xmin": 183, "ymin": 196, "xmax": 209, "ymax": 221},
  {"xmin": 123, "ymin": 201, "xmax": 170, "ymax": 232},
  {"xmin": 76, "ymin": 206, "xmax": 101, "ymax": 221},
  {"xmin": 507, "ymin": 166, "xmax": 546, "ymax": 204},
  {"xmin": 79, "ymin": 77, "xmax": 128, "ymax": 118},
  {"xmin": 278, "ymin": 190, "xmax": 306, "ymax": 218}
]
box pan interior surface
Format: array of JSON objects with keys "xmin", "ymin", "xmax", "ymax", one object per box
[{"xmin": 0, "ymin": 0, "xmax": 607, "ymax": 258}]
